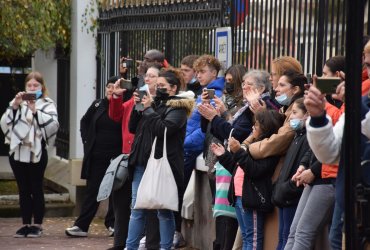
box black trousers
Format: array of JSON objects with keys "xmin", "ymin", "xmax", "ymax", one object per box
[
  {"xmin": 213, "ymin": 216, "xmax": 238, "ymax": 250},
  {"xmin": 145, "ymin": 211, "xmax": 160, "ymax": 249},
  {"xmin": 9, "ymin": 150, "xmax": 48, "ymax": 225},
  {"xmin": 74, "ymin": 154, "xmax": 115, "ymax": 232},
  {"xmin": 112, "ymin": 180, "xmax": 132, "ymax": 248}
]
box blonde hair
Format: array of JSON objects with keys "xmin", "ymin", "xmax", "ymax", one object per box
[
  {"xmin": 193, "ymin": 54, "xmax": 221, "ymax": 73},
  {"xmin": 364, "ymin": 40, "xmax": 370, "ymax": 54},
  {"xmin": 272, "ymin": 56, "xmax": 303, "ymax": 78}
]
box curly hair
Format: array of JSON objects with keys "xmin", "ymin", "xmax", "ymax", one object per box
[{"xmin": 193, "ymin": 54, "xmax": 221, "ymax": 73}]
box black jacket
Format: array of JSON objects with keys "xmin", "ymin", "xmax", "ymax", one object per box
[
  {"xmin": 218, "ymin": 148, "xmax": 279, "ymax": 213},
  {"xmin": 272, "ymin": 127, "xmax": 309, "ymax": 207},
  {"xmin": 128, "ymin": 96, "xmax": 194, "ymax": 195},
  {"xmin": 80, "ymin": 98, "xmax": 122, "ymax": 179}
]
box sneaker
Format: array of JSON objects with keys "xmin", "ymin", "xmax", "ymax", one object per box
[
  {"xmin": 108, "ymin": 226, "xmax": 114, "ymax": 237},
  {"xmin": 65, "ymin": 226, "xmax": 87, "ymax": 237},
  {"xmin": 138, "ymin": 236, "xmax": 146, "ymax": 250},
  {"xmin": 27, "ymin": 225, "xmax": 43, "ymax": 238},
  {"xmin": 14, "ymin": 225, "xmax": 29, "ymax": 238},
  {"xmin": 173, "ymin": 231, "xmax": 186, "ymax": 248}
]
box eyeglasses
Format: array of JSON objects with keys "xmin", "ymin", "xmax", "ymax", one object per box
[
  {"xmin": 242, "ymin": 81, "xmax": 255, "ymax": 87},
  {"xmin": 144, "ymin": 74, "xmax": 158, "ymax": 78}
]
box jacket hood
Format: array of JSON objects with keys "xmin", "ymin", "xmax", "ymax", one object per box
[
  {"xmin": 166, "ymin": 96, "xmax": 195, "ymax": 117},
  {"xmin": 206, "ymin": 77, "xmax": 225, "ymax": 91}
]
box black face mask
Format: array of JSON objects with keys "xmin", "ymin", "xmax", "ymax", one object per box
[
  {"xmin": 225, "ymin": 83, "xmax": 235, "ymax": 94},
  {"xmin": 156, "ymin": 88, "xmax": 169, "ymax": 100}
]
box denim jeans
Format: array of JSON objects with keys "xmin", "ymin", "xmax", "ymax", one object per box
[
  {"xmin": 329, "ymin": 201, "xmax": 343, "ymax": 250},
  {"xmin": 276, "ymin": 206, "xmax": 297, "ymax": 250},
  {"xmin": 126, "ymin": 165, "xmax": 175, "ymax": 250},
  {"xmin": 234, "ymin": 197, "xmax": 264, "ymax": 250}
]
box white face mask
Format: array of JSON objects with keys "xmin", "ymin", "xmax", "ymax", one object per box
[{"xmin": 275, "ymin": 93, "xmax": 291, "ymax": 106}]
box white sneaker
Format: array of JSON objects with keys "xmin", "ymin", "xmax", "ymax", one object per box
[
  {"xmin": 138, "ymin": 236, "xmax": 146, "ymax": 250},
  {"xmin": 65, "ymin": 226, "xmax": 87, "ymax": 237},
  {"xmin": 108, "ymin": 226, "xmax": 114, "ymax": 237},
  {"xmin": 173, "ymin": 231, "xmax": 186, "ymax": 248}
]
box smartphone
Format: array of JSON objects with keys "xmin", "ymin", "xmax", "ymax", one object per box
[
  {"xmin": 138, "ymin": 90, "xmax": 147, "ymax": 101},
  {"xmin": 22, "ymin": 93, "xmax": 36, "ymax": 101},
  {"xmin": 306, "ymin": 73, "xmax": 312, "ymax": 84},
  {"xmin": 120, "ymin": 79, "xmax": 133, "ymax": 90},
  {"xmin": 205, "ymin": 88, "xmax": 215, "ymax": 99},
  {"xmin": 125, "ymin": 59, "xmax": 133, "ymax": 68},
  {"xmin": 316, "ymin": 77, "xmax": 341, "ymax": 94},
  {"xmin": 134, "ymin": 90, "xmax": 147, "ymax": 111}
]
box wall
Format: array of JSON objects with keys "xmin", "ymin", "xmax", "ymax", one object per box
[
  {"xmin": 69, "ymin": 0, "xmax": 98, "ymax": 159},
  {"xmin": 33, "ymin": 49, "xmax": 58, "ymax": 104}
]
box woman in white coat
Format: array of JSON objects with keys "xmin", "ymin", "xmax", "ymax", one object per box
[{"xmin": 1, "ymin": 72, "xmax": 59, "ymax": 238}]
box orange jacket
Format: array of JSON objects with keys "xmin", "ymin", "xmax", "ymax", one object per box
[{"xmin": 362, "ymin": 79, "xmax": 370, "ymax": 96}]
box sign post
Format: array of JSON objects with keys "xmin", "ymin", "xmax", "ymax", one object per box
[{"xmin": 215, "ymin": 27, "xmax": 232, "ymax": 71}]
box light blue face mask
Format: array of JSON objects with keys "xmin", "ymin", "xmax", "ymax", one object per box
[
  {"xmin": 289, "ymin": 118, "xmax": 303, "ymax": 130},
  {"xmin": 27, "ymin": 89, "xmax": 43, "ymax": 99},
  {"xmin": 35, "ymin": 89, "xmax": 43, "ymax": 99},
  {"xmin": 275, "ymin": 93, "xmax": 291, "ymax": 106}
]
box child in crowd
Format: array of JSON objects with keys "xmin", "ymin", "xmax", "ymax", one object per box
[
  {"xmin": 272, "ymin": 98, "xmax": 309, "ymax": 250},
  {"xmin": 211, "ymin": 109, "xmax": 285, "ymax": 250}
]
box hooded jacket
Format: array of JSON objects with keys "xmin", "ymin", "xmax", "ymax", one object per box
[
  {"xmin": 184, "ymin": 77, "xmax": 224, "ymax": 153},
  {"xmin": 128, "ymin": 96, "xmax": 195, "ymax": 195},
  {"xmin": 272, "ymin": 127, "xmax": 309, "ymax": 207}
]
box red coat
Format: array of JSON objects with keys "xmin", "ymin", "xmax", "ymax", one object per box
[{"xmin": 109, "ymin": 96, "xmax": 135, "ymax": 154}]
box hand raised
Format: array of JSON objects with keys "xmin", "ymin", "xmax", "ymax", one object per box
[
  {"xmin": 228, "ymin": 137, "xmax": 241, "ymax": 153},
  {"xmin": 210, "ymin": 143, "xmax": 225, "ymax": 156}
]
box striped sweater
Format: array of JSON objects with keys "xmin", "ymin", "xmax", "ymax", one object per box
[
  {"xmin": 213, "ymin": 161, "xmax": 236, "ymax": 218},
  {"xmin": 1, "ymin": 97, "xmax": 59, "ymax": 163}
]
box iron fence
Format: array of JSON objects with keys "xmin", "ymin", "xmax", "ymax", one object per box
[
  {"xmin": 231, "ymin": 0, "xmax": 350, "ymax": 75},
  {"xmin": 97, "ymin": 0, "xmax": 229, "ymax": 94},
  {"xmin": 55, "ymin": 0, "xmax": 370, "ymax": 158}
]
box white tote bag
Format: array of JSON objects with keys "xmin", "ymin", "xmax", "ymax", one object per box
[{"xmin": 134, "ymin": 128, "xmax": 179, "ymax": 211}]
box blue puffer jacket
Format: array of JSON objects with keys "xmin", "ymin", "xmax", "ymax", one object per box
[{"xmin": 184, "ymin": 77, "xmax": 225, "ymax": 153}]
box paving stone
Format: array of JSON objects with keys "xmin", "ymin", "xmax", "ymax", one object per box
[{"xmin": 0, "ymin": 217, "xmax": 113, "ymax": 250}]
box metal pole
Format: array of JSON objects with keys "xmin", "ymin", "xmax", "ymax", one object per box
[
  {"xmin": 344, "ymin": 0, "xmax": 365, "ymax": 249},
  {"xmin": 315, "ymin": 0, "xmax": 325, "ymax": 75}
]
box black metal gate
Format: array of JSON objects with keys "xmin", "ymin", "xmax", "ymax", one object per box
[
  {"xmin": 97, "ymin": 0, "xmax": 370, "ymax": 97},
  {"xmin": 97, "ymin": 0, "xmax": 229, "ymax": 96},
  {"xmin": 230, "ymin": 0, "xmax": 370, "ymax": 75}
]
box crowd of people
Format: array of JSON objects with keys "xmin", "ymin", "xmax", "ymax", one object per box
[{"xmin": 2, "ymin": 40, "xmax": 370, "ymax": 249}]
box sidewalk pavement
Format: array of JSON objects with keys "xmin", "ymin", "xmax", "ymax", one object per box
[{"xmin": 0, "ymin": 217, "xmax": 113, "ymax": 250}]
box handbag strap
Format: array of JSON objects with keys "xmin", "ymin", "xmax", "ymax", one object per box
[
  {"xmin": 149, "ymin": 127, "xmax": 168, "ymax": 159},
  {"xmin": 226, "ymin": 128, "xmax": 234, "ymax": 152}
]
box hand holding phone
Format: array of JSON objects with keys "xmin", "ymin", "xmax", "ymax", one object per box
[{"xmin": 134, "ymin": 90, "xmax": 148, "ymax": 111}]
